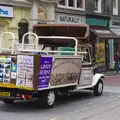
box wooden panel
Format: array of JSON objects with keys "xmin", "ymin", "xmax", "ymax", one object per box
[{"xmin": 33, "ymin": 55, "xmax": 41, "ymax": 90}]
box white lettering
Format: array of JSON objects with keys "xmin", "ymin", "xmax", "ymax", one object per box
[
  {"xmin": 39, "ymin": 70, "xmax": 51, "ymax": 75},
  {"xmin": 41, "ymin": 64, "xmax": 51, "ymax": 69}
]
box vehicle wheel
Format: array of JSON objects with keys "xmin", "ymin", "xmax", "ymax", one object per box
[
  {"xmin": 41, "ymin": 91, "xmax": 56, "ymax": 109},
  {"xmin": 94, "ymin": 79, "xmax": 103, "ymax": 96},
  {"xmin": 2, "ymin": 99, "xmax": 14, "ymax": 105}
]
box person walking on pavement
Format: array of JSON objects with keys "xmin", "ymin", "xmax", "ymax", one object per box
[{"xmin": 114, "ymin": 52, "xmax": 120, "ymax": 74}]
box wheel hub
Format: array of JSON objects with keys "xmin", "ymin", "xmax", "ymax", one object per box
[
  {"xmin": 98, "ymin": 82, "xmax": 103, "ymax": 93},
  {"xmin": 47, "ymin": 91, "xmax": 55, "ymax": 106}
]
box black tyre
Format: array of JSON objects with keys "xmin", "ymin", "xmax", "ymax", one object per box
[
  {"xmin": 41, "ymin": 91, "xmax": 56, "ymax": 109},
  {"xmin": 94, "ymin": 79, "xmax": 104, "ymax": 96},
  {"xmin": 2, "ymin": 99, "xmax": 14, "ymax": 105}
]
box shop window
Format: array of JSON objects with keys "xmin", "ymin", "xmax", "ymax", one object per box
[
  {"xmin": 95, "ymin": 41, "xmax": 106, "ymax": 66},
  {"xmin": 83, "ymin": 48, "xmax": 91, "ymax": 63},
  {"xmin": 94, "ymin": 0, "xmax": 101, "ymax": 13},
  {"xmin": 113, "ymin": 0, "xmax": 118, "ymax": 15},
  {"xmin": 94, "ymin": 0, "xmax": 98, "ymax": 10},
  {"xmin": 58, "ymin": 0, "xmax": 85, "ymax": 10},
  {"xmin": 18, "ymin": 22, "xmax": 28, "ymax": 43}
]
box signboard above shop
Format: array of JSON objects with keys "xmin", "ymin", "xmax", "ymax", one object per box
[
  {"xmin": 110, "ymin": 20, "xmax": 120, "ymax": 28},
  {"xmin": 112, "ymin": 21, "xmax": 120, "ymax": 26},
  {"xmin": 0, "ymin": 6, "xmax": 13, "ymax": 18},
  {"xmin": 55, "ymin": 13, "xmax": 86, "ymax": 24}
]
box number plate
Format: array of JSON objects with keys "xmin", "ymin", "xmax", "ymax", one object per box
[{"xmin": 0, "ymin": 92, "xmax": 10, "ymax": 97}]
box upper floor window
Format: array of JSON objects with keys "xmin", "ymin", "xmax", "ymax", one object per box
[
  {"xmin": 113, "ymin": 0, "xmax": 118, "ymax": 15},
  {"xmin": 58, "ymin": 0, "xmax": 85, "ymax": 10},
  {"xmin": 68, "ymin": 0, "xmax": 75, "ymax": 7},
  {"xmin": 59, "ymin": 0, "xmax": 66, "ymax": 6},
  {"xmin": 94, "ymin": 0, "xmax": 101, "ymax": 13},
  {"xmin": 77, "ymin": 0, "xmax": 84, "ymax": 8}
]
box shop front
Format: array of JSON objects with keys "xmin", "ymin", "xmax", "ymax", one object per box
[
  {"xmin": 109, "ymin": 17, "xmax": 120, "ymax": 69},
  {"xmin": 86, "ymin": 16, "xmax": 120, "ymax": 72}
]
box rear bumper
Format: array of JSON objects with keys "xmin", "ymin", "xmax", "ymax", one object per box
[
  {"xmin": 0, "ymin": 87, "xmax": 35, "ymax": 101},
  {"xmin": 0, "ymin": 97, "xmax": 22, "ymax": 101}
]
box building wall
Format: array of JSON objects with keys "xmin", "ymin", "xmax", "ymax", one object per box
[
  {"xmin": 55, "ymin": 1, "xmax": 86, "ymax": 24},
  {"xmin": 86, "ymin": 0, "xmax": 112, "ymax": 16},
  {"xmin": 1, "ymin": 6, "xmax": 30, "ymax": 49},
  {"xmin": 0, "ymin": 0, "xmax": 58, "ymax": 49},
  {"xmin": 9, "ymin": 7, "xmax": 30, "ymax": 38},
  {"xmin": 29, "ymin": 1, "xmax": 56, "ymax": 32}
]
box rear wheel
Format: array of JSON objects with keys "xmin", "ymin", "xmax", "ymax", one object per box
[
  {"xmin": 41, "ymin": 91, "xmax": 56, "ymax": 109},
  {"xmin": 2, "ymin": 99, "xmax": 14, "ymax": 105},
  {"xmin": 94, "ymin": 79, "xmax": 103, "ymax": 96}
]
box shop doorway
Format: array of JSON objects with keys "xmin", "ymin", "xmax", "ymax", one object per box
[{"xmin": 18, "ymin": 19, "xmax": 28, "ymax": 43}]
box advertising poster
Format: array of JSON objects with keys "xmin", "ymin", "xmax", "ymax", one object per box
[
  {"xmin": 10, "ymin": 56, "xmax": 17, "ymax": 84},
  {"xmin": 38, "ymin": 57, "xmax": 82, "ymax": 89},
  {"xmin": 0, "ymin": 55, "xmax": 17, "ymax": 85},
  {"xmin": 38, "ymin": 57, "xmax": 53, "ymax": 89},
  {"xmin": 17, "ymin": 55, "xmax": 34, "ymax": 88},
  {"xmin": 0, "ymin": 57, "xmax": 11, "ymax": 84},
  {"xmin": 50, "ymin": 58, "xmax": 81, "ymax": 85},
  {"xmin": 80, "ymin": 70, "xmax": 93, "ymax": 86}
]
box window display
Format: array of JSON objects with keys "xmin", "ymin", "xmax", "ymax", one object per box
[{"xmin": 95, "ymin": 41, "xmax": 106, "ymax": 66}]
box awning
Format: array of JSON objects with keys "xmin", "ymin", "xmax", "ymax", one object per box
[{"xmin": 90, "ymin": 28, "xmax": 120, "ymax": 39}]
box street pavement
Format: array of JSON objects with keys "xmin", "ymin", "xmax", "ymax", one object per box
[{"xmin": 0, "ymin": 75, "xmax": 120, "ymax": 120}]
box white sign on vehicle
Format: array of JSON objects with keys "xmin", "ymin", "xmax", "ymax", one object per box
[
  {"xmin": 80, "ymin": 70, "xmax": 93, "ymax": 86},
  {"xmin": 11, "ymin": 72, "xmax": 17, "ymax": 79}
]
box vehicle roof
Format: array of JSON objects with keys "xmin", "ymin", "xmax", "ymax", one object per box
[
  {"xmin": 33, "ymin": 24, "xmax": 89, "ymax": 40},
  {"xmin": 33, "ymin": 24, "xmax": 89, "ymax": 27}
]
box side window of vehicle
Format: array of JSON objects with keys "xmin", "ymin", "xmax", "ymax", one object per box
[{"xmin": 83, "ymin": 48, "xmax": 91, "ymax": 63}]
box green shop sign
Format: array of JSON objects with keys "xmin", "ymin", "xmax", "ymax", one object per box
[{"xmin": 86, "ymin": 17, "xmax": 109, "ymax": 26}]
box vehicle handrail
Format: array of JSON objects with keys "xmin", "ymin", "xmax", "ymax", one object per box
[
  {"xmin": 0, "ymin": 32, "xmax": 15, "ymax": 54},
  {"xmin": 21, "ymin": 32, "xmax": 39, "ymax": 50},
  {"xmin": 18, "ymin": 48, "xmax": 87, "ymax": 54},
  {"xmin": 38, "ymin": 36, "xmax": 78, "ymax": 55}
]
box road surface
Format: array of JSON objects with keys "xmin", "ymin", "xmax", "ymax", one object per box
[{"xmin": 0, "ymin": 75, "xmax": 120, "ymax": 120}]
